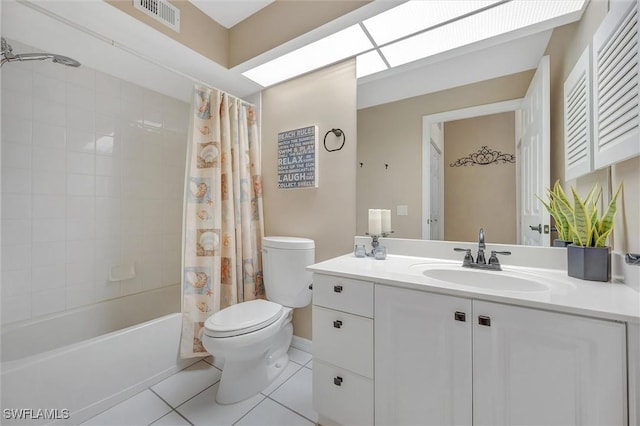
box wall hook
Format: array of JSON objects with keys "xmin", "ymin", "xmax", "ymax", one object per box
[
  {"xmin": 385, "ymin": 163, "xmax": 389, "ymax": 170},
  {"xmin": 324, "ymin": 128, "xmax": 346, "ymax": 152},
  {"xmin": 359, "ymin": 162, "xmax": 364, "ymax": 168}
]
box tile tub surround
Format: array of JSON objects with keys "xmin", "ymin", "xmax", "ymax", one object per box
[
  {"xmin": 1, "ymin": 39, "xmax": 189, "ymax": 325},
  {"xmin": 81, "ymin": 346, "xmax": 316, "ymax": 426}
]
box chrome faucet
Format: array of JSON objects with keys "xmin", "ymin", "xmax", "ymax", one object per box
[{"xmin": 454, "ymin": 228, "xmax": 511, "ymax": 271}]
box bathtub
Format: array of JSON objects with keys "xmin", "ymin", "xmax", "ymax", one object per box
[{"xmin": 1, "ymin": 285, "xmax": 196, "ymax": 425}]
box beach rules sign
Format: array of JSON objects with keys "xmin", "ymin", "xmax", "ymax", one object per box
[{"xmin": 277, "ymin": 126, "xmax": 318, "ymax": 189}]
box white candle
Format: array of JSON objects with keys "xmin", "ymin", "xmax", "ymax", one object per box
[
  {"xmin": 368, "ymin": 209, "xmax": 382, "ymax": 235},
  {"xmin": 381, "ymin": 209, "xmax": 391, "ymax": 234}
]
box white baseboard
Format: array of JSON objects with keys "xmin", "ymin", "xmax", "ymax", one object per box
[{"xmin": 291, "ymin": 335, "xmax": 312, "ymax": 354}]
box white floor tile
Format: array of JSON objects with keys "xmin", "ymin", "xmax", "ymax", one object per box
[
  {"xmin": 270, "ymin": 367, "xmax": 318, "ymax": 423},
  {"xmin": 176, "ymin": 383, "xmax": 264, "ymax": 426},
  {"xmin": 235, "ymin": 398, "xmax": 313, "ymax": 426},
  {"xmin": 261, "ymin": 361, "xmax": 303, "ymax": 396},
  {"xmin": 287, "ymin": 347, "xmax": 312, "ymax": 366},
  {"xmin": 149, "ymin": 411, "xmax": 191, "ymax": 426},
  {"xmin": 81, "ymin": 390, "xmax": 171, "ymax": 426},
  {"xmin": 152, "ymin": 360, "xmax": 222, "ymax": 408},
  {"xmin": 305, "ymin": 359, "xmax": 313, "ymax": 370}
]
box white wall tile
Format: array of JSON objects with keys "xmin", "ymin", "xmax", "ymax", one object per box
[
  {"xmin": 66, "ymin": 240, "xmax": 94, "ymax": 264},
  {"xmin": 32, "ymin": 218, "xmax": 66, "ymax": 242},
  {"xmin": 96, "ymin": 155, "xmax": 120, "ymax": 176},
  {"xmin": 1, "ymin": 295, "xmax": 31, "ymax": 324},
  {"xmin": 2, "ymin": 89, "xmax": 33, "ymax": 119},
  {"xmin": 67, "ymin": 196, "xmax": 95, "ymax": 220},
  {"xmin": 33, "ymin": 147, "xmax": 66, "ymax": 172},
  {"xmin": 1, "ymin": 219, "xmax": 32, "ymax": 246},
  {"xmin": 67, "ymin": 105, "xmax": 94, "ymax": 131},
  {"xmin": 34, "ymin": 98, "xmax": 66, "ymax": 126},
  {"xmin": 66, "ymin": 284, "xmax": 95, "ymax": 309},
  {"xmin": 66, "ymin": 128, "xmax": 95, "ymax": 153},
  {"xmin": 95, "ymin": 71, "xmax": 120, "ymax": 94},
  {"xmin": 33, "ymin": 122, "xmax": 65, "ymax": 149},
  {"xmin": 96, "ymin": 114, "xmax": 116, "ymax": 137},
  {"xmin": 96, "ymin": 91, "xmax": 121, "ymax": 117},
  {"xmin": 2, "ymin": 143, "xmax": 32, "ymax": 169},
  {"xmin": 33, "ymin": 195, "xmax": 66, "ymax": 219},
  {"xmin": 34, "ymin": 61, "xmax": 66, "ymax": 81},
  {"xmin": 66, "ymin": 219, "xmax": 95, "ymax": 241},
  {"xmin": 94, "ymin": 280, "xmax": 121, "ymax": 302},
  {"xmin": 67, "ymin": 173, "xmax": 95, "ymax": 196},
  {"xmin": 1, "ymin": 268, "xmax": 32, "ymax": 297},
  {"xmin": 2, "ymin": 65, "xmax": 33, "ymax": 94},
  {"xmin": 32, "ymin": 264, "xmax": 66, "ymax": 292},
  {"xmin": 32, "ymin": 241, "xmax": 66, "ymax": 266},
  {"xmin": 2, "ymin": 167, "xmax": 31, "ymax": 194},
  {"xmin": 66, "ymin": 65, "xmax": 95, "ymax": 89},
  {"xmin": 2, "ymin": 194, "xmax": 31, "ymax": 219},
  {"xmin": 66, "ymin": 262, "xmax": 95, "ymax": 287},
  {"xmin": 32, "ymin": 288, "xmax": 66, "ymax": 317},
  {"xmin": 2, "ymin": 243, "xmax": 31, "ymax": 269},
  {"xmin": 2, "ymin": 115, "xmax": 32, "ymax": 145},
  {"xmin": 67, "ymin": 151, "xmax": 95, "ymax": 175},
  {"xmin": 96, "ymin": 175, "xmax": 121, "ymax": 198},
  {"xmin": 95, "ymin": 219, "xmax": 121, "ymax": 240},
  {"xmin": 96, "ymin": 135, "xmax": 118, "ymax": 156},
  {"xmin": 95, "ymin": 196, "xmax": 120, "ymax": 221},
  {"xmin": 33, "ymin": 73, "xmax": 66, "ymax": 102},
  {"xmin": 67, "ymin": 82, "xmax": 95, "ymax": 109},
  {"xmin": 33, "ymin": 171, "xmax": 66, "ymax": 195}
]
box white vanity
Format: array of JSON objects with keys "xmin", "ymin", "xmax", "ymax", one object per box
[{"xmin": 308, "ymin": 238, "xmax": 640, "ymax": 426}]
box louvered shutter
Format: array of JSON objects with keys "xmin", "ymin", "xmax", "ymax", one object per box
[
  {"xmin": 593, "ymin": 0, "xmax": 640, "ymax": 168},
  {"xmin": 564, "ymin": 47, "xmax": 592, "ymax": 180}
]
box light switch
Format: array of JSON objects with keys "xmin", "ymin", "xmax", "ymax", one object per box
[{"xmin": 397, "ymin": 205, "xmax": 408, "ymax": 216}]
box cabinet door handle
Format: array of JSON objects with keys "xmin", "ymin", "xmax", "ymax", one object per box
[
  {"xmin": 454, "ymin": 311, "xmax": 466, "ymax": 322},
  {"xmin": 334, "ymin": 376, "xmax": 343, "ymax": 386},
  {"xmin": 333, "ymin": 320, "xmax": 343, "ymax": 329},
  {"xmin": 334, "ymin": 285, "xmax": 343, "ymax": 293},
  {"xmin": 478, "ymin": 315, "xmax": 491, "ymax": 326}
]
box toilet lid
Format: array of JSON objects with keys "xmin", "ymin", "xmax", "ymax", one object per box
[{"xmin": 204, "ymin": 299, "xmax": 283, "ymax": 338}]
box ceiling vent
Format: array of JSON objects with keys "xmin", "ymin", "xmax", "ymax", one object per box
[{"xmin": 134, "ymin": 0, "xmax": 180, "ymax": 32}]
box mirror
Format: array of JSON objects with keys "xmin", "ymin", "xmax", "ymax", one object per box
[{"xmin": 356, "ymin": 68, "xmax": 543, "ymax": 244}]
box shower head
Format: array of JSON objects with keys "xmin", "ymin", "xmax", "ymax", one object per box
[{"xmin": 1, "ymin": 37, "xmax": 81, "ymax": 67}]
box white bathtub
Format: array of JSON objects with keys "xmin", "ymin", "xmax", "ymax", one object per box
[{"xmin": 1, "ymin": 285, "xmax": 196, "ymax": 425}]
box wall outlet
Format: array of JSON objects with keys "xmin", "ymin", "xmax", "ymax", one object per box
[{"xmin": 397, "ymin": 205, "xmax": 408, "ymax": 216}]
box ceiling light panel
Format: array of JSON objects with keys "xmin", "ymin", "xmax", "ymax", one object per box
[
  {"xmin": 362, "ymin": 0, "xmax": 503, "ymax": 46},
  {"xmin": 356, "ymin": 50, "xmax": 388, "ymax": 78},
  {"xmin": 243, "ymin": 24, "xmax": 373, "ymax": 87},
  {"xmin": 381, "ymin": 0, "xmax": 586, "ymax": 68}
]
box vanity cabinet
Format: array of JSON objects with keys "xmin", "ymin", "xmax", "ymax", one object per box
[
  {"xmin": 376, "ymin": 285, "xmax": 628, "ymax": 426},
  {"xmin": 312, "ymin": 274, "xmax": 374, "ymax": 426}
]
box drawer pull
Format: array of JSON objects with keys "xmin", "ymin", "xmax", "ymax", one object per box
[
  {"xmin": 454, "ymin": 311, "xmax": 466, "ymax": 322},
  {"xmin": 478, "ymin": 315, "xmax": 491, "ymax": 326},
  {"xmin": 334, "ymin": 376, "xmax": 343, "ymax": 386},
  {"xmin": 334, "ymin": 285, "xmax": 343, "ymax": 293},
  {"xmin": 333, "ymin": 320, "xmax": 343, "ymax": 329}
]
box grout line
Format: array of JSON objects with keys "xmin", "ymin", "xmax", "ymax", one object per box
[
  {"xmin": 231, "ymin": 394, "xmax": 268, "ymax": 425},
  {"xmin": 266, "ymin": 396, "xmax": 317, "ymax": 425},
  {"xmin": 261, "ymin": 362, "xmax": 304, "ymax": 397}
]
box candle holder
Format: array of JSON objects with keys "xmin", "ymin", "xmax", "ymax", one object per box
[{"xmin": 365, "ymin": 231, "xmax": 394, "ymax": 258}]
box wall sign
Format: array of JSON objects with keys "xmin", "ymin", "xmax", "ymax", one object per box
[{"xmin": 277, "ymin": 126, "xmax": 318, "ymax": 189}]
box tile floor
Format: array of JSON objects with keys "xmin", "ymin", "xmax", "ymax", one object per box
[{"xmin": 82, "ymin": 347, "xmax": 316, "ymax": 426}]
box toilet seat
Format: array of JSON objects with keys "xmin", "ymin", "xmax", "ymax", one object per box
[{"xmin": 204, "ymin": 299, "xmax": 283, "ymax": 338}]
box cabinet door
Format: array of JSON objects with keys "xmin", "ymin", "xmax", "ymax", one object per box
[
  {"xmin": 375, "ymin": 285, "xmax": 472, "ymax": 426},
  {"xmin": 473, "ymin": 301, "xmax": 627, "ymax": 426}
]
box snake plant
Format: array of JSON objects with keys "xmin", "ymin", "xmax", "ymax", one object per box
[{"xmin": 539, "ymin": 181, "xmax": 622, "ymax": 247}]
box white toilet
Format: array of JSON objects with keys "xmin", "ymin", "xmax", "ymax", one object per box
[{"xmin": 201, "ymin": 236, "xmax": 314, "ymax": 404}]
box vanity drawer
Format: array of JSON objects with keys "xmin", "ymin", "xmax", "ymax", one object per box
[
  {"xmin": 312, "ymin": 274, "xmax": 373, "ymax": 318},
  {"xmin": 313, "ymin": 359, "xmax": 373, "ymax": 426},
  {"xmin": 313, "ymin": 306, "xmax": 373, "ymax": 378}
]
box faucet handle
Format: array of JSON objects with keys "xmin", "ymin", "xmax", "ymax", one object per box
[
  {"xmin": 488, "ymin": 250, "xmax": 511, "ymax": 266},
  {"xmin": 454, "ymin": 248, "xmax": 474, "ymax": 265}
]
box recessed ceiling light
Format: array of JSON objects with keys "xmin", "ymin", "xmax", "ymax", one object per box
[
  {"xmin": 242, "ymin": 24, "xmax": 373, "ymax": 87},
  {"xmin": 362, "ymin": 0, "xmax": 503, "ymax": 46},
  {"xmin": 380, "ymin": 0, "xmax": 586, "ymax": 68},
  {"xmin": 356, "ymin": 50, "xmax": 388, "ymax": 78}
]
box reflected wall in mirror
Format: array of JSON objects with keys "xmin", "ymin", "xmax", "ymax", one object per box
[{"xmin": 357, "ymin": 70, "xmax": 535, "ymax": 242}]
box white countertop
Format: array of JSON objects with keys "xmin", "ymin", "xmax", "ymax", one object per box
[{"xmin": 308, "ymin": 254, "xmax": 640, "ymax": 323}]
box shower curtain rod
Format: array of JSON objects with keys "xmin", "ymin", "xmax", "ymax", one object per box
[{"xmin": 16, "ymin": 0, "xmax": 254, "ymax": 107}]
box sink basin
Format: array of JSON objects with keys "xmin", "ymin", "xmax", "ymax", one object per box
[{"xmin": 420, "ymin": 266, "xmax": 549, "ymax": 292}]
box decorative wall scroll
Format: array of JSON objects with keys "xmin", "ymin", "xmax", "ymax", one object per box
[
  {"xmin": 277, "ymin": 126, "xmax": 318, "ymax": 189},
  {"xmin": 449, "ymin": 145, "xmax": 516, "ymax": 167}
]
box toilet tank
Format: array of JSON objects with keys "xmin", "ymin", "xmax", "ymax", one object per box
[{"xmin": 262, "ymin": 236, "xmax": 315, "ymax": 308}]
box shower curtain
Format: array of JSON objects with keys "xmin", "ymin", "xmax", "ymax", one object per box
[{"xmin": 180, "ymin": 85, "xmax": 265, "ymax": 358}]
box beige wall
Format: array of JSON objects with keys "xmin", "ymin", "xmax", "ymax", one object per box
[
  {"xmin": 261, "ymin": 60, "xmax": 358, "ymax": 339},
  {"xmin": 357, "ymin": 71, "xmax": 534, "ymax": 239},
  {"xmin": 546, "ymin": 0, "xmax": 640, "ymax": 255},
  {"xmin": 444, "ymin": 113, "xmax": 516, "ymax": 244}
]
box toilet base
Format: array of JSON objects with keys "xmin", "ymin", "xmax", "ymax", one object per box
[{"xmin": 215, "ymin": 323, "xmax": 293, "ymax": 404}]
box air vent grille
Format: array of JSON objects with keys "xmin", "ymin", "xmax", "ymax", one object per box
[
  {"xmin": 134, "ymin": 0, "xmax": 180, "ymax": 32},
  {"xmin": 595, "ymin": 1, "xmax": 638, "ymax": 149}
]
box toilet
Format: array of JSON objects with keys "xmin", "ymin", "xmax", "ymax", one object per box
[{"xmin": 201, "ymin": 236, "xmax": 315, "ymax": 404}]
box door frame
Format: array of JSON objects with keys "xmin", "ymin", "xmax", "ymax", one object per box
[{"xmin": 421, "ymin": 99, "xmax": 524, "ymax": 240}]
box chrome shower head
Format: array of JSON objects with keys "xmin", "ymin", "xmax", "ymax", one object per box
[{"xmin": 1, "ymin": 37, "xmax": 81, "ymax": 67}]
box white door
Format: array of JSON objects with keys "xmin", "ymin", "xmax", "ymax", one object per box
[
  {"xmin": 473, "ymin": 301, "xmax": 627, "ymax": 425},
  {"xmin": 520, "ymin": 56, "xmax": 551, "ymax": 246},
  {"xmin": 375, "ymin": 285, "xmax": 472, "ymax": 425}
]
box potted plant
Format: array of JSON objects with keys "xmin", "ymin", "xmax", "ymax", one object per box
[
  {"xmin": 538, "ymin": 181, "xmax": 573, "ymax": 247},
  {"xmin": 562, "ymin": 183, "xmax": 622, "ymax": 282}
]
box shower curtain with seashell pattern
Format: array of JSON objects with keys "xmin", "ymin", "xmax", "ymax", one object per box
[{"xmin": 180, "ymin": 85, "xmax": 265, "ymax": 358}]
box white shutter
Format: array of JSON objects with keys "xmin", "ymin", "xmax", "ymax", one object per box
[
  {"xmin": 564, "ymin": 47, "xmax": 592, "ymax": 180},
  {"xmin": 592, "ymin": 0, "xmax": 640, "ymax": 168}
]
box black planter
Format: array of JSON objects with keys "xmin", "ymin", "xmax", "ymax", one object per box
[
  {"xmin": 553, "ymin": 239, "xmax": 573, "ymax": 247},
  {"xmin": 567, "ymin": 245, "xmax": 611, "ymax": 282}
]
